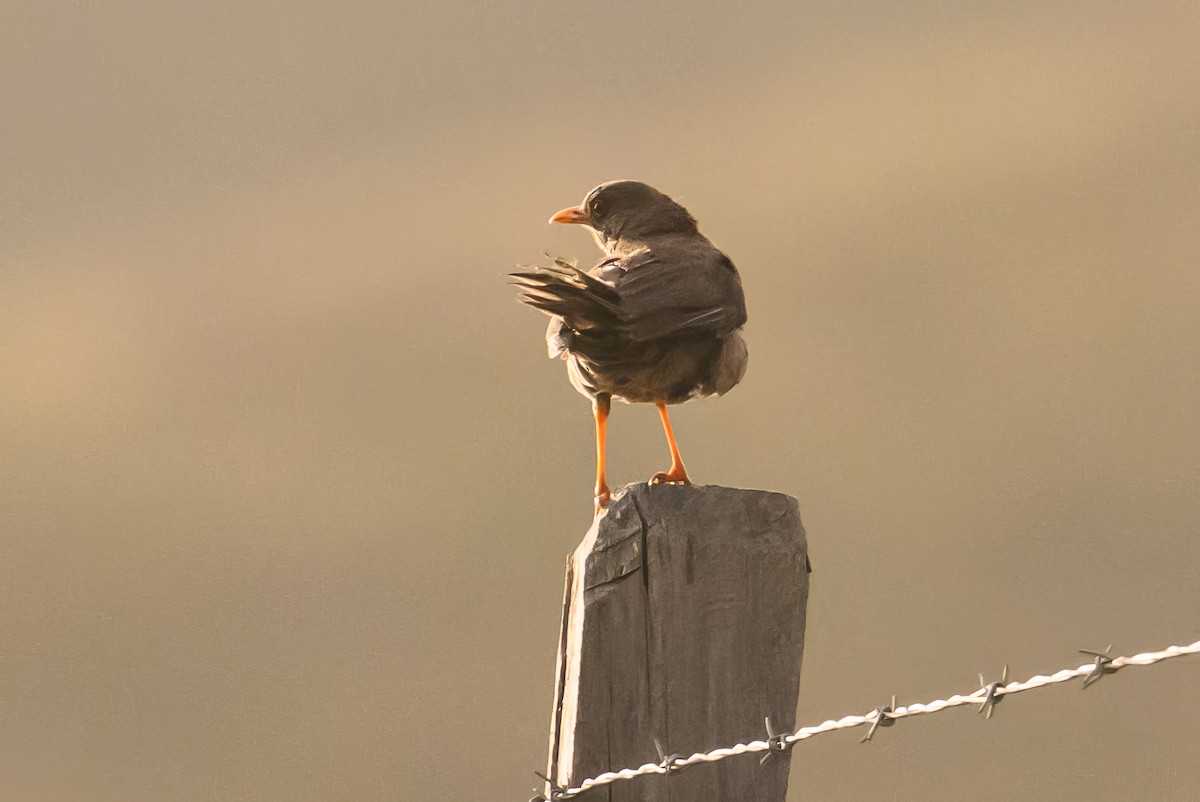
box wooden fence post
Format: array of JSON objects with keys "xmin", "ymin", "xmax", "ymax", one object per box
[{"xmin": 545, "ymin": 482, "xmax": 810, "ymax": 800}]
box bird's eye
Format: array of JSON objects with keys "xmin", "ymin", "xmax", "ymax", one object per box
[{"xmin": 590, "ymin": 200, "xmax": 604, "ymax": 217}]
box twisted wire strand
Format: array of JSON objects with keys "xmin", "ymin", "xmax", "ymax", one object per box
[{"xmin": 538, "ymin": 639, "xmax": 1200, "ymax": 800}]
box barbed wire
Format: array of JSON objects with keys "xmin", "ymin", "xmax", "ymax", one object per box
[{"xmin": 532, "ymin": 638, "xmax": 1200, "ymax": 801}]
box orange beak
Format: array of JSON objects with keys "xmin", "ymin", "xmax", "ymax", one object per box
[{"xmin": 549, "ymin": 205, "xmax": 592, "ymax": 226}]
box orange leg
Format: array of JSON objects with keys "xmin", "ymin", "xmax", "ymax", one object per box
[
  {"xmin": 650, "ymin": 402, "xmax": 691, "ymax": 486},
  {"xmin": 593, "ymin": 394, "xmax": 612, "ymax": 513}
]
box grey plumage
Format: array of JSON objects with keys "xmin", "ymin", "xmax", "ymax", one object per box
[{"xmin": 511, "ymin": 181, "xmax": 748, "ymax": 406}]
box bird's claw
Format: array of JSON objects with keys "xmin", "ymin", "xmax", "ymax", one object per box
[
  {"xmin": 649, "ymin": 471, "xmax": 691, "ymax": 486},
  {"xmin": 593, "ymin": 489, "xmax": 611, "ymax": 517}
]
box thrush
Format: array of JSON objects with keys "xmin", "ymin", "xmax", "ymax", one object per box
[{"xmin": 511, "ymin": 180, "xmax": 748, "ymax": 512}]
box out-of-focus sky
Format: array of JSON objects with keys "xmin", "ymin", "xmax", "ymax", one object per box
[{"xmin": 3, "ymin": 2, "xmax": 1198, "ymax": 800}]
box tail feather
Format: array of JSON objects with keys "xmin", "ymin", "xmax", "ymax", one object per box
[{"xmin": 509, "ymin": 262, "xmax": 622, "ymax": 333}]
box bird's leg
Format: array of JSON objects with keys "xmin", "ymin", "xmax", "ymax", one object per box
[
  {"xmin": 593, "ymin": 394, "xmax": 612, "ymax": 514},
  {"xmin": 650, "ymin": 402, "xmax": 691, "ymax": 486}
]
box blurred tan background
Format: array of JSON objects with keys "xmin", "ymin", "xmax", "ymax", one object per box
[{"xmin": 3, "ymin": 2, "xmax": 1199, "ymax": 800}]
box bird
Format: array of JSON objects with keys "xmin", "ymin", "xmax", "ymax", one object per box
[{"xmin": 511, "ymin": 180, "xmax": 748, "ymax": 513}]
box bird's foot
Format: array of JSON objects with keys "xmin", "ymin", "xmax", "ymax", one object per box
[
  {"xmin": 649, "ymin": 469, "xmax": 691, "ymax": 486},
  {"xmin": 593, "ymin": 487, "xmax": 611, "ymax": 517}
]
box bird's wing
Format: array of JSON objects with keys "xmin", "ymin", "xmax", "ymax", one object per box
[{"xmin": 614, "ymin": 244, "xmax": 747, "ymax": 342}]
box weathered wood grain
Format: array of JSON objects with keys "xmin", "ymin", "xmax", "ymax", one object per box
[{"xmin": 546, "ymin": 483, "xmax": 810, "ymax": 801}]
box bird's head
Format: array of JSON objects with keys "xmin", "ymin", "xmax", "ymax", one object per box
[{"xmin": 549, "ymin": 180, "xmax": 698, "ymax": 245}]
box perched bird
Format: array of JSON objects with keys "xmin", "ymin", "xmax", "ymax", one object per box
[{"xmin": 511, "ymin": 180, "xmax": 748, "ymax": 513}]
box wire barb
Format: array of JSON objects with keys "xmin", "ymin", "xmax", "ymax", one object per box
[
  {"xmin": 973, "ymin": 664, "xmax": 1009, "ymax": 720},
  {"xmin": 1079, "ymin": 645, "xmax": 1118, "ymax": 689},
  {"xmin": 760, "ymin": 717, "xmax": 793, "ymax": 764},
  {"xmin": 531, "ymin": 771, "xmax": 567, "ymax": 802},
  {"xmin": 859, "ymin": 695, "xmax": 898, "ymax": 743},
  {"xmin": 654, "ymin": 738, "xmax": 686, "ymax": 774}
]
